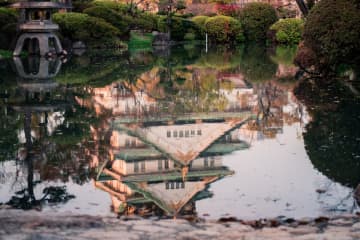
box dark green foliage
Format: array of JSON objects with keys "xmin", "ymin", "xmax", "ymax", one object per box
[
  {"xmin": 303, "ymin": 0, "xmax": 360, "ymax": 67},
  {"xmin": 307, "ymin": 0, "xmax": 315, "ymax": 10},
  {"xmin": 270, "ymin": 18, "xmax": 304, "ymax": 44},
  {"xmin": 83, "ymin": 6, "xmax": 129, "ymax": 35},
  {"xmin": 88, "ymin": 1, "xmax": 158, "ymax": 31},
  {"xmin": 158, "ymin": 16, "xmax": 201, "ymax": 41},
  {"xmin": 72, "ymin": 0, "xmax": 92, "ymax": 12},
  {"xmin": 204, "ymin": 15, "xmax": 244, "ymax": 43},
  {"xmin": 0, "ymin": 8, "xmax": 18, "ymax": 50},
  {"xmin": 239, "ymin": 2, "xmax": 278, "ymax": 41},
  {"xmin": 53, "ymin": 12, "xmax": 122, "ymax": 48}
]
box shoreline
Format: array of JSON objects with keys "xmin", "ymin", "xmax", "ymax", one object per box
[{"xmin": 0, "ymin": 210, "xmax": 359, "ymax": 240}]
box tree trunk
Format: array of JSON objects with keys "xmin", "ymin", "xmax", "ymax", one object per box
[{"xmin": 295, "ymin": 0, "xmax": 309, "ymax": 16}]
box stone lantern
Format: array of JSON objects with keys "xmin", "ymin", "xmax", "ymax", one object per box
[{"xmin": 11, "ymin": 0, "xmax": 71, "ymax": 56}]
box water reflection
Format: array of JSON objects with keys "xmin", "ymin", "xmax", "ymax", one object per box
[
  {"xmin": 0, "ymin": 45, "xmax": 358, "ymax": 219},
  {"xmin": 0, "ymin": 56, "xmax": 94, "ymax": 210}
]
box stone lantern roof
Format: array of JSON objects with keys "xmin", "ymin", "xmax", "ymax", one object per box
[{"xmin": 10, "ymin": 1, "xmax": 72, "ymax": 9}]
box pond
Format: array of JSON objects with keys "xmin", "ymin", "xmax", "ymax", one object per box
[{"xmin": 0, "ymin": 44, "xmax": 359, "ymax": 220}]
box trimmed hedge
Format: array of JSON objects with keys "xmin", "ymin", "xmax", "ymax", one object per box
[
  {"xmin": 83, "ymin": 6, "xmax": 129, "ymax": 35},
  {"xmin": 239, "ymin": 2, "xmax": 278, "ymax": 41},
  {"xmin": 88, "ymin": 1, "xmax": 158, "ymax": 31},
  {"xmin": 204, "ymin": 15, "xmax": 244, "ymax": 43},
  {"xmin": 270, "ymin": 18, "xmax": 304, "ymax": 44},
  {"xmin": 53, "ymin": 12, "xmax": 122, "ymax": 48},
  {"xmin": 192, "ymin": 15, "xmax": 209, "ymax": 35}
]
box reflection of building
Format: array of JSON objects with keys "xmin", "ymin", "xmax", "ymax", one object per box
[
  {"xmin": 84, "ymin": 77, "xmax": 254, "ymax": 216},
  {"xmin": 94, "ymin": 124, "xmax": 250, "ymax": 217},
  {"xmin": 83, "ymin": 64, "xmax": 307, "ymax": 217}
]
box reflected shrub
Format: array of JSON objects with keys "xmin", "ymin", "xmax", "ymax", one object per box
[
  {"xmin": 270, "ymin": 18, "xmax": 304, "ymax": 44},
  {"xmin": 239, "ymin": 44, "xmax": 277, "ymax": 82},
  {"xmin": 239, "ymin": 3, "xmax": 278, "ymax": 41},
  {"xmin": 270, "ymin": 45, "xmax": 297, "ymax": 66},
  {"xmin": 204, "ymin": 15, "xmax": 244, "ymax": 43},
  {"xmin": 296, "ymin": 80, "xmax": 360, "ymax": 187}
]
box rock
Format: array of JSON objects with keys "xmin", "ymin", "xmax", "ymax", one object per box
[
  {"xmin": 315, "ymin": 216, "xmax": 329, "ymax": 223},
  {"xmin": 72, "ymin": 41, "xmax": 86, "ymax": 49},
  {"xmin": 316, "ymin": 189, "xmax": 327, "ymax": 194},
  {"xmin": 352, "ymin": 222, "xmax": 360, "ymax": 230},
  {"xmin": 218, "ymin": 217, "xmax": 238, "ymax": 223}
]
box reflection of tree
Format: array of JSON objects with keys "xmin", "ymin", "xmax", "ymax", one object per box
[
  {"xmin": 270, "ymin": 46, "xmax": 297, "ymax": 67},
  {"xmin": 296, "ymin": 79, "xmax": 360, "ymax": 188},
  {"xmin": 55, "ymin": 51, "xmax": 156, "ymax": 87},
  {"xmin": 7, "ymin": 111, "xmax": 75, "ymax": 210},
  {"xmin": 239, "ymin": 44, "xmax": 277, "ymax": 82}
]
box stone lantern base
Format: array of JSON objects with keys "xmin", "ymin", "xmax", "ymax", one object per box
[{"xmin": 13, "ymin": 32, "xmax": 63, "ymax": 56}]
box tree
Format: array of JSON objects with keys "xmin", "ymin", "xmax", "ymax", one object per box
[
  {"xmin": 238, "ymin": 3, "xmax": 278, "ymax": 41},
  {"xmin": 303, "ymin": 0, "xmax": 360, "ymax": 70}
]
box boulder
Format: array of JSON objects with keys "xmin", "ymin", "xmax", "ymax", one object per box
[{"xmin": 72, "ymin": 41, "xmax": 86, "ymax": 49}]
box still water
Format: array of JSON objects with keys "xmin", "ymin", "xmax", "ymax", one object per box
[{"xmin": 0, "ymin": 45, "xmax": 359, "ymax": 220}]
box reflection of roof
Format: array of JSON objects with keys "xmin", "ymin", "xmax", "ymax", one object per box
[
  {"xmin": 96, "ymin": 167, "xmax": 233, "ymax": 215},
  {"xmin": 113, "ymin": 142, "xmax": 250, "ymax": 162},
  {"xmin": 114, "ymin": 111, "xmax": 253, "ymax": 124},
  {"xmin": 115, "ymin": 117, "xmax": 253, "ymax": 166},
  {"xmin": 98, "ymin": 167, "xmax": 233, "ymax": 182},
  {"xmin": 10, "ymin": 101, "xmax": 70, "ymax": 112},
  {"xmin": 126, "ymin": 180, "xmax": 211, "ymax": 215}
]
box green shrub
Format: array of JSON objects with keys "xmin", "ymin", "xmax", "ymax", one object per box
[
  {"xmin": 83, "ymin": 6, "xmax": 129, "ymax": 35},
  {"xmin": 192, "ymin": 15, "xmax": 209, "ymax": 34},
  {"xmin": 270, "ymin": 18, "xmax": 304, "ymax": 44},
  {"xmin": 90, "ymin": 0, "xmax": 129, "ymax": 13},
  {"xmin": 131, "ymin": 12, "xmax": 158, "ymax": 31},
  {"xmin": 53, "ymin": 12, "xmax": 122, "ymax": 48},
  {"xmin": 204, "ymin": 15, "xmax": 244, "ymax": 43},
  {"xmin": 84, "ymin": 2, "xmax": 158, "ymax": 32},
  {"xmin": 239, "ymin": 2, "xmax": 278, "ymax": 41},
  {"xmin": 0, "ymin": 8, "xmax": 17, "ymax": 50},
  {"xmin": 72, "ymin": 0, "xmax": 92, "ymax": 12},
  {"xmin": 303, "ymin": 0, "xmax": 360, "ymax": 66}
]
